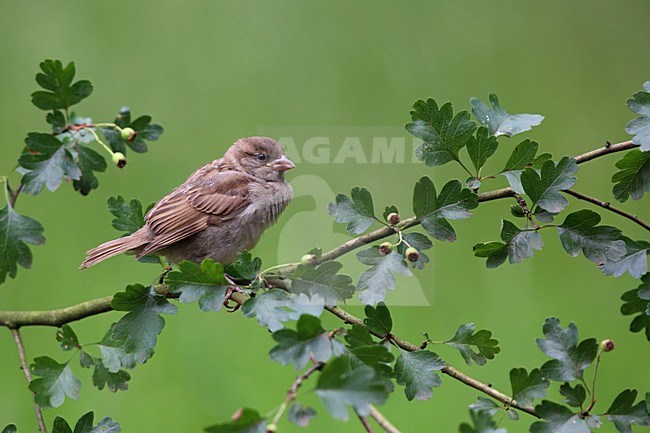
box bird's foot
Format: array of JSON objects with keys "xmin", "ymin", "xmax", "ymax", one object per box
[
  {"xmin": 223, "ymin": 285, "xmax": 245, "ymax": 312},
  {"xmin": 158, "ymin": 266, "xmax": 173, "ymax": 284}
]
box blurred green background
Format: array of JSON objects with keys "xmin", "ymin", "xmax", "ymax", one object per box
[{"xmin": 1, "ymin": 1, "xmax": 649, "ymax": 432}]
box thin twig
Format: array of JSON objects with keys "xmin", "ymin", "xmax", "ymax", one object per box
[
  {"xmin": 10, "ymin": 328, "xmax": 48, "ymax": 433},
  {"xmin": 355, "ymin": 409, "xmax": 375, "ymax": 433},
  {"xmin": 564, "ymin": 189, "xmax": 650, "ymax": 231},
  {"xmin": 269, "ymin": 362, "xmax": 324, "ymax": 429},
  {"xmin": 368, "ymin": 405, "xmax": 402, "ymax": 433},
  {"xmin": 573, "ymin": 140, "xmax": 637, "ymax": 164}
]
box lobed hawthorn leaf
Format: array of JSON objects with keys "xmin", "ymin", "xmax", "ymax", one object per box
[
  {"xmin": 269, "ymin": 315, "xmax": 335, "ymax": 370},
  {"xmin": 56, "ymin": 325, "xmax": 79, "ymax": 351},
  {"xmin": 29, "ymin": 356, "xmax": 81, "ymax": 409},
  {"xmin": 110, "ymin": 284, "xmax": 177, "ymax": 365},
  {"xmin": 396, "ymin": 232, "xmax": 432, "ymax": 270},
  {"xmin": 356, "ymin": 248, "xmax": 412, "ymax": 306},
  {"xmin": 521, "ymin": 157, "xmax": 578, "ymax": 213},
  {"xmin": 510, "ymin": 368, "xmax": 549, "ymax": 408},
  {"xmin": 626, "ymin": 81, "xmax": 650, "ymax": 151},
  {"xmin": 363, "ymin": 302, "xmax": 392, "ymax": 336},
  {"xmin": 406, "ymin": 98, "xmax": 476, "ymax": 167},
  {"xmin": 289, "ymin": 261, "xmax": 355, "ymax": 304},
  {"xmin": 612, "ymin": 149, "xmax": 650, "ymax": 202},
  {"xmin": 89, "ymin": 417, "xmax": 121, "ymax": 433},
  {"xmin": 606, "ymin": 389, "xmax": 650, "ymax": 433},
  {"xmin": 31, "ymin": 60, "xmax": 93, "ymax": 111},
  {"xmin": 166, "ymin": 259, "xmax": 229, "ymax": 312},
  {"xmin": 394, "ymin": 349, "xmax": 444, "ymax": 401},
  {"xmin": 458, "ymin": 409, "xmax": 507, "ymax": 433},
  {"xmin": 445, "ymin": 323, "xmax": 500, "ymax": 366},
  {"xmin": 620, "ymin": 273, "xmax": 650, "ymax": 341},
  {"xmin": 0, "ymin": 201, "xmax": 45, "ymax": 284},
  {"xmin": 466, "ymin": 126, "xmax": 499, "ymax": 173},
  {"xmin": 107, "ymin": 196, "xmax": 147, "ymax": 235},
  {"xmin": 557, "ymin": 209, "xmax": 627, "ymax": 265},
  {"xmin": 100, "ymin": 107, "xmax": 163, "ymax": 154},
  {"xmin": 327, "ymin": 187, "xmax": 376, "ymax": 235},
  {"xmin": 473, "ymin": 220, "xmax": 544, "ymax": 268},
  {"xmin": 345, "ymin": 324, "xmax": 375, "ymax": 347},
  {"xmin": 600, "ymin": 237, "xmax": 649, "ymax": 279},
  {"xmin": 530, "ymin": 400, "xmax": 591, "ymax": 433},
  {"xmin": 559, "ymin": 383, "xmax": 586, "ymax": 408},
  {"xmin": 19, "ymin": 133, "xmax": 81, "ymax": 195},
  {"xmin": 204, "ymin": 408, "xmax": 266, "ymax": 433},
  {"xmin": 287, "ymin": 403, "xmax": 317, "ymax": 428},
  {"xmin": 347, "ymin": 344, "xmax": 394, "ymax": 378},
  {"xmin": 413, "ymin": 177, "xmax": 478, "ymax": 242},
  {"xmin": 242, "ymin": 290, "xmax": 324, "ymax": 332},
  {"xmin": 2, "ymin": 425, "xmax": 16, "ymax": 433},
  {"xmin": 536, "ymin": 318, "xmax": 598, "ymax": 382},
  {"xmin": 500, "ymin": 140, "xmax": 548, "ymax": 193},
  {"xmin": 315, "ymin": 355, "xmax": 390, "ymax": 421},
  {"xmin": 226, "ymin": 251, "xmax": 262, "ymax": 280},
  {"xmin": 469, "ymin": 397, "xmax": 500, "ymax": 417},
  {"xmin": 72, "ymin": 144, "xmax": 107, "ymax": 196},
  {"xmin": 96, "ymin": 325, "xmax": 136, "ymax": 372},
  {"xmin": 78, "ymin": 353, "xmax": 130, "ymax": 393},
  {"xmin": 471, "ymin": 93, "xmax": 544, "ymax": 138}
]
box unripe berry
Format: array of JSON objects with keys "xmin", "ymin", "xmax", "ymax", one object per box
[
  {"xmin": 112, "ymin": 152, "xmax": 127, "ymax": 168},
  {"xmin": 301, "ymin": 254, "xmax": 317, "ymax": 265},
  {"xmin": 405, "ymin": 247, "xmax": 419, "ymax": 262},
  {"xmin": 387, "ymin": 212, "xmax": 400, "ymax": 225},
  {"xmin": 600, "ymin": 339, "xmax": 614, "ymax": 352},
  {"xmin": 379, "ymin": 242, "xmax": 392, "ymax": 255},
  {"xmin": 121, "ymin": 127, "xmax": 136, "ymax": 142}
]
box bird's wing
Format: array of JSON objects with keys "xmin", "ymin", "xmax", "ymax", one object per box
[{"xmin": 137, "ymin": 169, "xmax": 252, "ymax": 256}]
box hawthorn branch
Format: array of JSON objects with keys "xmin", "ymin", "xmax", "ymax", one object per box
[
  {"xmin": 10, "ymin": 328, "xmax": 48, "ymax": 433},
  {"xmin": 564, "ymin": 189, "xmax": 650, "ymax": 231},
  {"xmin": 355, "ymin": 410, "xmax": 375, "ymax": 433},
  {"xmin": 573, "ymin": 140, "xmax": 637, "ymax": 164},
  {"xmin": 269, "ymin": 361, "xmax": 324, "ymax": 429},
  {"xmin": 368, "ymin": 405, "xmax": 401, "ymax": 433}
]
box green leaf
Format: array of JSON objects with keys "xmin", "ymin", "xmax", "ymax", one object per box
[
  {"xmin": 606, "ymin": 389, "xmax": 650, "ymax": 433},
  {"xmin": 356, "ymin": 248, "xmax": 412, "ymax": 305},
  {"xmin": 601, "ymin": 237, "xmax": 649, "ymax": 278},
  {"xmin": 100, "ymin": 107, "xmax": 163, "ymax": 154},
  {"xmin": 110, "ymin": 284, "xmax": 177, "ymax": 364},
  {"xmin": 530, "ymin": 400, "xmax": 590, "ymax": 433},
  {"xmin": 2, "ymin": 425, "xmax": 16, "ymax": 433},
  {"xmin": 471, "ymin": 94, "xmax": 543, "ymax": 137},
  {"xmin": 473, "ymin": 220, "xmax": 543, "ymax": 268},
  {"xmin": 73, "ymin": 412, "xmax": 93, "ymax": 433},
  {"xmin": 327, "ymin": 187, "xmax": 376, "ymax": 235},
  {"xmin": 242, "ymin": 290, "xmax": 323, "ymax": 332},
  {"xmin": 96, "ymin": 325, "xmax": 137, "ymax": 372},
  {"xmin": 521, "ymin": 157, "xmax": 578, "ymax": 213},
  {"xmin": 503, "ymin": 140, "xmax": 539, "ymax": 172},
  {"xmin": 82, "ymin": 353, "xmax": 130, "ymax": 392},
  {"xmin": 509, "ymin": 368, "xmax": 549, "ymax": 407},
  {"xmin": 394, "ymin": 349, "xmax": 444, "ymax": 401},
  {"xmin": 107, "ymin": 196, "xmax": 146, "ymax": 236},
  {"xmin": 621, "ymin": 273, "xmax": 650, "ymax": 341},
  {"xmin": 382, "ymin": 205, "xmax": 399, "ymax": 222},
  {"xmin": 626, "ymin": 81, "xmax": 650, "ymax": 151},
  {"xmin": 347, "ymin": 344, "xmax": 394, "ymax": 377},
  {"xmin": 413, "ymin": 177, "xmax": 478, "ymax": 242},
  {"xmin": 612, "ymin": 149, "xmax": 650, "ymax": 202},
  {"xmin": 52, "ymin": 417, "xmax": 72, "ymax": 433},
  {"xmin": 458, "ymin": 409, "xmax": 507, "ymax": 433},
  {"xmin": 269, "ymin": 315, "xmax": 334, "ymax": 370},
  {"xmin": 166, "ymin": 259, "xmax": 229, "ymax": 312},
  {"xmin": 90, "ymin": 417, "xmax": 120, "ymax": 433},
  {"xmin": 31, "ymin": 60, "xmax": 93, "ymax": 111},
  {"xmin": 72, "ymin": 144, "xmax": 107, "ymax": 196},
  {"xmin": 363, "ymin": 302, "xmax": 393, "ymax": 336},
  {"xmin": 56, "ymin": 325, "xmax": 79, "ymax": 351},
  {"xmin": 226, "ymin": 251, "xmax": 262, "ymax": 280},
  {"xmin": 557, "ymin": 209, "xmax": 627, "ymax": 265},
  {"xmin": 406, "ymin": 98, "xmax": 476, "ymax": 167},
  {"xmin": 536, "ymin": 318, "xmax": 598, "ymax": 382},
  {"xmin": 29, "ymin": 356, "xmax": 81, "ymax": 409},
  {"xmin": 19, "ymin": 133, "xmax": 82, "ymax": 194},
  {"xmin": 445, "ymin": 323, "xmax": 500, "ymax": 366},
  {"xmin": 287, "ymin": 403, "xmax": 316, "ymax": 428},
  {"xmin": 559, "ymin": 383, "xmax": 586, "ymax": 408},
  {"xmin": 204, "ymin": 408, "xmax": 266, "ymax": 433},
  {"xmin": 466, "ymin": 126, "xmax": 499, "ymax": 172},
  {"xmin": 345, "ymin": 324, "xmax": 375, "ymax": 347},
  {"xmin": 315, "ymin": 356, "xmax": 389, "ymax": 420},
  {"xmin": 469, "ymin": 397, "xmax": 500, "ymax": 417},
  {"xmin": 289, "ymin": 261, "xmax": 355, "ymax": 305},
  {"xmin": 396, "ymin": 232, "xmax": 432, "ymax": 270},
  {"xmin": 0, "ymin": 200, "xmax": 45, "ymax": 284}
]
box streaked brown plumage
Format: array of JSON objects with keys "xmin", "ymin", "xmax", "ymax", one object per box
[{"xmin": 80, "ymin": 136, "xmax": 294, "ymax": 269}]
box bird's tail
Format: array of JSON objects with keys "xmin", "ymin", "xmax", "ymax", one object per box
[{"xmin": 80, "ymin": 233, "xmax": 148, "ymax": 269}]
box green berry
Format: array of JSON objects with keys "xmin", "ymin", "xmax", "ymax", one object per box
[
  {"xmin": 387, "ymin": 212, "xmax": 400, "ymax": 225},
  {"xmin": 112, "ymin": 152, "xmax": 127, "ymax": 168},
  {"xmin": 379, "ymin": 242, "xmax": 392, "ymax": 255},
  {"xmin": 600, "ymin": 339, "xmax": 614, "ymax": 352},
  {"xmin": 405, "ymin": 247, "xmax": 419, "ymax": 262},
  {"xmin": 301, "ymin": 254, "xmax": 317, "ymax": 265},
  {"xmin": 120, "ymin": 127, "xmax": 136, "ymax": 142}
]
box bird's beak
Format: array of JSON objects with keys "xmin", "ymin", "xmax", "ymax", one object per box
[{"xmin": 272, "ymin": 155, "xmax": 295, "ymax": 172}]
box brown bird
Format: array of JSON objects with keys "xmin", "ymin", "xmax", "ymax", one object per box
[{"xmin": 81, "ymin": 136, "xmax": 294, "ymax": 269}]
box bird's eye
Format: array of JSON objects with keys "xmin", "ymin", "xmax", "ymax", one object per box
[{"xmin": 256, "ymin": 153, "xmax": 267, "ymax": 161}]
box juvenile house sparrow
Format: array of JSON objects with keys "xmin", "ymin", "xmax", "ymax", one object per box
[{"xmin": 81, "ymin": 136, "xmax": 294, "ymax": 269}]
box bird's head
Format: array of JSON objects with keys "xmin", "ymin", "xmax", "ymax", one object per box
[{"xmin": 227, "ymin": 136, "xmax": 295, "ymax": 181}]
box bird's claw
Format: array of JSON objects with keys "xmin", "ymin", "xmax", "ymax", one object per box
[{"xmin": 223, "ymin": 285, "xmax": 245, "ymax": 312}]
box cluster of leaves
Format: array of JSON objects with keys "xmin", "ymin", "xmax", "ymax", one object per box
[
  {"xmin": 3, "ymin": 412, "xmax": 120, "ymax": 433},
  {"xmin": 0, "ymin": 59, "xmax": 163, "ymax": 285},
  {"xmin": 463, "ymin": 318, "xmax": 650, "ymax": 433}
]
